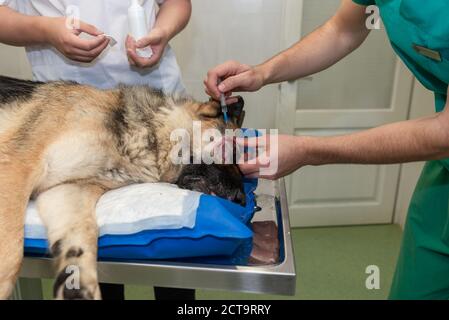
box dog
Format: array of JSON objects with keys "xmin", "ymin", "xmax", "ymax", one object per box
[{"xmin": 0, "ymin": 75, "xmax": 245, "ymax": 299}]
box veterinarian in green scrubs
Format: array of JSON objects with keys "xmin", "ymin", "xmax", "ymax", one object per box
[
  {"xmin": 205, "ymin": 0, "xmax": 449, "ymax": 299},
  {"xmin": 357, "ymin": 0, "xmax": 449, "ymax": 300}
]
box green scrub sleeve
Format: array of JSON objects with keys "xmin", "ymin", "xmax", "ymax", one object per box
[{"xmin": 352, "ymin": 0, "xmax": 376, "ymax": 5}]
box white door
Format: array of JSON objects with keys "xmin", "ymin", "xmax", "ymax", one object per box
[{"xmin": 277, "ymin": 0, "xmax": 415, "ymax": 227}]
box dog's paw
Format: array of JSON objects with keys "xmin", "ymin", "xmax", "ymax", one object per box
[{"xmin": 53, "ymin": 266, "xmax": 101, "ymax": 300}]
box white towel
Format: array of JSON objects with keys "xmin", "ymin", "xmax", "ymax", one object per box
[{"xmin": 25, "ymin": 183, "xmax": 201, "ymax": 239}]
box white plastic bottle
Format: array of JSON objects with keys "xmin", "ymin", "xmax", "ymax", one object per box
[{"xmin": 128, "ymin": 0, "xmax": 153, "ymax": 58}]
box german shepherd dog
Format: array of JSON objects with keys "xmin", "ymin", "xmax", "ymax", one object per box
[{"xmin": 0, "ymin": 75, "xmax": 245, "ymax": 299}]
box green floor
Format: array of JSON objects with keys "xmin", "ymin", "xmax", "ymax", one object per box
[{"xmin": 41, "ymin": 225, "xmax": 403, "ymax": 300}]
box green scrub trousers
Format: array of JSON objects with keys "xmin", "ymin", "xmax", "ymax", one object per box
[{"xmin": 353, "ymin": 0, "xmax": 449, "ymax": 299}]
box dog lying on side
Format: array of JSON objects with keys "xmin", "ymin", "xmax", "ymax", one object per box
[{"xmin": 0, "ymin": 75, "xmax": 245, "ymax": 299}]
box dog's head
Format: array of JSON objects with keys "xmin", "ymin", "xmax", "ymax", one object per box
[
  {"xmin": 187, "ymin": 96, "xmax": 246, "ymax": 131},
  {"xmin": 176, "ymin": 163, "xmax": 246, "ymax": 206},
  {"xmin": 175, "ymin": 97, "xmax": 246, "ymax": 205}
]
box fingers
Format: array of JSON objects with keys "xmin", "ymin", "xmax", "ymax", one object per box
[
  {"xmin": 235, "ymin": 136, "xmax": 266, "ymax": 148},
  {"xmin": 218, "ymin": 73, "xmax": 249, "ymax": 94},
  {"xmin": 125, "ymin": 35, "xmax": 136, "ymax": 66},
  {"xmin": 69, "ymin": 55, "xmax": 99, "ymax": 63},
  {"xmin": 128, "ymin": 49, "xmax": 161, "ymax": 68},
  {"xmin": 77, "ymin": 21, "xmax": 103, "ymax": 36},
  {"xmin": 75, "ymin": 38, "xmax": 109, "ymax": 58},
  {"xmin": 244, "ymin": 172, "xmax": 261, "ymax": 179},
  {"xmin": 49, "ymin": 18, "xmax": 109, "ymax": 63},
  {"xmin": 225, "ymin": 96, "xmax": 239, "ymax": 105},
  {"xmin": 70, "ymin": 33, "xmax": 108, "ymax": 51},
  {"xmin": 204, "ymin": 61, "xmax": 250, "ymax": 100},
  {"xmin": 125, "ymin": 35, "xmax": 139, "ymax": 66},
  {"xmin": 136, "ymin": 31, "xmax": 163, "ymax": 48},
  {"xmin": 239, "ymin": 159, "xmax": 274, "ymax": 180},
  {"xmin": 239, "ymin": 163, "xmax": 260, "ymax": 176},
  {"xmin": 204, "ymin": 71, "xmax": 220, "ymax": 100},
  {"xmin": 236, "ymin": 135, "xmax": 275, "ymax": 179},
  {"xmin": 126, "ymin": 35, "xmax": 162, "ymax": 68},
  {"xmin": 65, "ymin": 35, "xmax": 110, "ymax": 62}
]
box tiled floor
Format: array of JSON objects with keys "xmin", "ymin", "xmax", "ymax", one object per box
[{"xmin": 40, "ymin": 224, "xmax": 403, "ymax": 300}]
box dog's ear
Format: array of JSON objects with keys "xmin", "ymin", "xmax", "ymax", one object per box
[
  {"xmin": 197, "ymin": 97, "xmax": 245, "ymax": 126},
  {"xmin": 197, "ymin": 101, "xmax": 221, "ymax": 118},
  {"xmin": 227, "ymin": 96, "xmax": 245, "ymax": 128}
]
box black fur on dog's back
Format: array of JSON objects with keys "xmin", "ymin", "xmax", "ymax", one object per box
[{"xmin": 0, "ymin": 75, "xmax": 44, "ymax": 105}]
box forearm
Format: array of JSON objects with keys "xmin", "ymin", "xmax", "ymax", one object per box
[
  {"xmin": 302, "ymin": 112, "xmax": 449, "ymax": 166},
  {"xmin": 0, "ymin": 6, "xmax": 50, "ymax": 46},
  {"xmin": 155, "ymin": 0, "xmax": 191, "ymax": 41},
  {"xmin": 258, "ymin": 0, "xmax": 370, "ymax": 85}
]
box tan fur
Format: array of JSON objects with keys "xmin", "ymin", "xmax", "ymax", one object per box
[{"xmin": 0, "ymin": 77, "xmax": 235, "ymax": 299}]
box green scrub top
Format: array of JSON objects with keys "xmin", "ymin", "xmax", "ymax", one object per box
[
  {"xmin": 352, "ymin": 0, "xmax": 449, "ymax": 299},
  {"xmin": 355, "ymin": 0, "xmax": 448, "ymax": 107},
  {"xmin": 353, "ymin": 0, "xmax": 449, "ymax": 299}
]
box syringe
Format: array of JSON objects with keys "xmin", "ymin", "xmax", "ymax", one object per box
[{"xmin": 218, "ymin": 78, "xmax": 229, "ymax": 123}]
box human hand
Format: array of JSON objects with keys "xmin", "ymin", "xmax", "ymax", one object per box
[
  {"xmin": 237, "ymin": 134, "xmax": 305, "ymax": 180},
  {"xmin": 204, "ymin": 60, "xmax": 266, "ymax": 101},
  {"xmin": 43, "ymin": 17, "xmax": 109, "ymax": 63},
  {"xmin": 126, "ymin": 28, "xmax": 168, "ymax": 68}
]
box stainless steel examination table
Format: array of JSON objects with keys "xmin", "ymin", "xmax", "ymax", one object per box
[{"xmin": 15, "ymin": 179, "xmax": 296, "ymax": 299}]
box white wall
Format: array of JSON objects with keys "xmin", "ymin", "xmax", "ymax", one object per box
[
  {"xmin": 0, "ymin": 44, "xmax": 32, "ymax": 79},
  {"xmin": 171, "ymin": 0, "xmax": 285, "ymax": 129},
  {"xmin": 298, "ymin": 0, "xmax": 397, "ymax": 111}
]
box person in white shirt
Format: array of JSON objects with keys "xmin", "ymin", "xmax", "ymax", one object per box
[
  {"xmin": 0, "ymin": 0, "xmax": 193, "ymax": 300},
  {"xmin": 0, "ymin": 0, "xmax": 188, "ymax": 93}
]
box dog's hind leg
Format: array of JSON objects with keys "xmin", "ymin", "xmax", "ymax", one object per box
[
  {"xmin": 0, "ymin": 165, "xmax": 34, "ymax": 299},
  {"xmin": 36, "ymin": 183, "xmax": 105, "ymax": 300}
]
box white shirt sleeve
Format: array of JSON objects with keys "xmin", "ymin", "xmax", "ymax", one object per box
[
  {"xmin": 0, "ymin": 0, "xmax": 17, "ymax": 9},
  {"xmin": 156, "ymin": 0, "xmax": 165, "ymax": 5}
]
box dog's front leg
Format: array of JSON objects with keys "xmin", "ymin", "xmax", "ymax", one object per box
[{"xmin": 36, "ymin": 183, "xmax": 105, "ymax": 300}]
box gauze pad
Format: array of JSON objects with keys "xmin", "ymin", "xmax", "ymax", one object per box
[{"xmin": 102, "ymin": 34, "xmax": 117, "ymax": 47}]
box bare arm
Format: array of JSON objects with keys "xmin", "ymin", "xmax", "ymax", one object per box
[
  {"xmin": 241, "ymin": 90, "xmax": 449, "ymax": 179},
  {"xmin": 0, "ymin": 6, "xmax": 48, "ymax": 46},
  {"xmin": 154, "ymin": 0, "xmax": 192, "ymax": 42},
  {"xmin": 304, "ymin": 105, "xmax": 449, "ymax": 166},
  {"xmin": 261, "ymin": 0, "xmax": 370, "ymax": 85},
  {"xmin": 205, "ymin": 0, "xmax": 371, "ymax": 99},
  {"xmin": 0, "ymin": 6, "xmax": 109, "ymax": 62}
]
